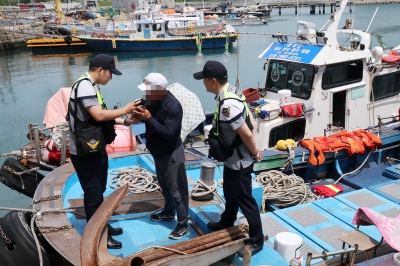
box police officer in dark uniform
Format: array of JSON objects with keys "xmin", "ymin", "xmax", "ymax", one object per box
[
  {"xmin": 68, "ymin": 54, "xmax": 139, "ymax": 249},
  {"xmin": 193, "ymin": 60, "xmax": 264, "ymax": 257}
]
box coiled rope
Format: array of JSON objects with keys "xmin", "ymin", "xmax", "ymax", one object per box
[
  {"xmin": 255, "ymin": 170, "xmax": 318, "ymax": 212},
  {"xmin": 190, "ymin": 175, "xmax": 225, "ymax": 204},
  {"xmin": 48, "ymin": 122, "xmax": 70, "ymax": 151},
  {"xmin": 109, "ymin": 167, "xmax": 159, "ymax": 194},
  {"xmin": 191, "ymin": 178, "xmax": 217, "ymax": 198}
]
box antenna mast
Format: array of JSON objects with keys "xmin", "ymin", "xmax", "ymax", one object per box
[{"xmin": 366, "ymin": 7, "xmax": 378, "ymax": 33}]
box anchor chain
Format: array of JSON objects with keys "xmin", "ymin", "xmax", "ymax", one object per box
[
  {"xmin": 38, "ymin": 225, "xmax": 73, "ymax": 234},
  {"xmin": 33, "ymin": 195, "xmax": 62, "ymax": 204},
  {"xmin": 0, "ymin": 218, "xmax": 12, "ymax": 244}
]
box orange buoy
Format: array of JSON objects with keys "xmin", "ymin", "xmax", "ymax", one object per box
[{"xmin": 106, "ymin": 125, "xmax": 136, "ymax": 153}]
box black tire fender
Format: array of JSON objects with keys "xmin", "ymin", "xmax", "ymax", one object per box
[
  {"xmin": 0, "ymin": 157, "xmax": 45, "ymax": 198},
  {"xmin": 0, "ymin": 211, "xmax": 51, "ymax": 266}
]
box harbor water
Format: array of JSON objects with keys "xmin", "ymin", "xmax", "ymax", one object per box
[{"xmin": 0, "ymin": 4, "xmax": 399, "ymax": 216}]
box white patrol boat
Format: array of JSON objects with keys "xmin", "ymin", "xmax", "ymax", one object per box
[{"xmin": 253, "ymin": 0, "xmax": 400, "ymax": 150}]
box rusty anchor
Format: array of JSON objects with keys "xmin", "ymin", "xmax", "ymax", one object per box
[{"xmin": 81, "ymin": 184, "xmax": 251, "ymax": 266}]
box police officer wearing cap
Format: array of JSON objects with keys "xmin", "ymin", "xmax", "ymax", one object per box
[
  {"xmin": 133, "ymin": 73, "xmax": 189, "ymax": 240},
  {"xmin": 67, "ymin": 54, "xmax": 140, "ymax": 249},
  {"xmin": 193, "ymin": 60, "xmax": 264, "ymax": 257}
]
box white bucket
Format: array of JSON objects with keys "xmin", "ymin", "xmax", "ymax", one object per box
[
  {"xmin": 274, "ymin": 232, "xmax": 303, "ymax": 263},
  {"xmin": 278, "ymin": 89, "xmax": 291, "ymax": 106},
  {"xmin": 204, "ymin": 125, "xmax": 212, "ymax": 140}
]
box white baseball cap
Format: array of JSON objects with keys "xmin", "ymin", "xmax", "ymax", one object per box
[{"xmin": 137, "ymin": 73, "xmax": 168, "ymax": 91}]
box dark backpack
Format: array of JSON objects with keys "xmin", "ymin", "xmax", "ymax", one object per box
[{"xmin": 206, "ymin": 98, "xmax": 253, "ymax": 161}]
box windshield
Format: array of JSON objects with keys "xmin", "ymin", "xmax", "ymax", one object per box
[{"xmin": 265, "ymin": 60, "xmax": 314, "ymax": 100}]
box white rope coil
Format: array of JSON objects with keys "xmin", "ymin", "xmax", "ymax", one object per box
[
  {"xmin": 190, "ymin": 178, "xmax": 217, "ymax": 198},
  {"xmin": 109, "ymin": 167, "xmax": 159, "ymax": 194},
  {"xmin": 49, "ymin": 122, "xmax": 70, "ymax": 151},
  {"xmin": 255, "ymin": 170, "xmax": 318, "ymax": 212}
]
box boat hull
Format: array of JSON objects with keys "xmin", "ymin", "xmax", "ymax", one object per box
[
  {"xmin": 26, "ymin": 37, "xmax": 91, "ymax": 54},
  {"xmin": 79, "ymin": 35, "xmax": 238, "ymax": 51}
]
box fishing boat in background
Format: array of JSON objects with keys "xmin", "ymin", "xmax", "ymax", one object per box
[
  {"xmin": 74, "ymin": 5, "xmax": 238, "ymax": 52},
  {"xmin": 26, "ymin": 36, "xmax": 90, "ymax": 53},
  {"xmin": 222, "ymin": 13, "xmax": 268, "ymax": 26}
]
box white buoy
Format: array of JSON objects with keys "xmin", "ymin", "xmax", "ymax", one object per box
[{"xmin": 274, "ymin": 232, "xmax": 303, "ymax": 264}]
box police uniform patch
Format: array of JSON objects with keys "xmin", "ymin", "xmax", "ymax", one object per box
[
  {"xmin": 222, "ymin": 107, "xmax": 230, "ymax": 117},
  {"xmin": 87, "ymin": 139, "xmax": 99, "ymax": 150}
]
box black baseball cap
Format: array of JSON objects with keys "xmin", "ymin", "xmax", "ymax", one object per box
[
  {"xmin": 193, "ymin": 60, "xmax": 228, "ymax": 80},
  {"xmin": 90, "ymin": 54, "xmax": 122, "ymax": 75}
]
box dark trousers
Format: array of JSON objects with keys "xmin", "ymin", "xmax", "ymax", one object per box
[
  {"xmin": 153, "ymin": 145, "xmax": 189, "ymax": 226},
  {"xmin": 221, "ymin": 163, "xmax": 264, "ymax": 244},
  {"xmin": 70, "ymin": 151, "xmax": 108, "ymax": 222}
]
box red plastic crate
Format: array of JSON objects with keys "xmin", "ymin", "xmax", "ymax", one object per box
[{"xmin": 243, "ymin": 88, "xmax": 260, "ymax": 103}]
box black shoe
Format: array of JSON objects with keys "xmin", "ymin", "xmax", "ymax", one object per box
[
  {"xmin": 207, "ymin": 221, "xmax": 234, "ymax": 231},
  {"xmin": 108, "ymin": 224, "xmax": 123, "ymax": 236},
  {"xmin": 107, "ymin": 236, "xmax": 122, "ymax": 249},
  {"xmin": 237, "ymin": 239, "xmax": 264, "ymax": 257},
  {"xmin": 150, "ymin": 211, "xmax": 176, "ymax": 222},
  {"xmin": 169, "ymin": 225, "xmax": 189, "ymax": 240}
]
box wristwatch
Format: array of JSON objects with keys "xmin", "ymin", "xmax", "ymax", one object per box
[
  {"xmin": 124, "ymin": 118, "xmax": 129, "ymax": 126},
  {"xmin": 251, "ymin": 151, "xmax": 258, "ymax": 159}
]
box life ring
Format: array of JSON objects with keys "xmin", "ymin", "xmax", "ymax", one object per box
[
  {"xmin": 0, "ymin": 157, "xmax": 45, "ymax": 198},
  {"xmin": 55, "ymin": 18, "xmax": 60, "ymax": 25},
  {"xmin": 0, "ymin": 211, "xmax": 51, "ymax": 266},
  {"xmin": 131, "ymin": 3, "xmax": 136, "ymax": 9}
]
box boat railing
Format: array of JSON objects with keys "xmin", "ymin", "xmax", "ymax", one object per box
[
  {"xmin": 28, "ymin": 123, "xmax": 66, "ymax": 169},
  {"xmin": 377, "ymin": 111, "xmax": 400, "ymax": 134},
  {"xmin": 305, "ymin": 245, "xmax": 358, "ymax": 266},
  {"xmin": 324, "ymin": 123, "xmax": 344, "ymax": 136}
]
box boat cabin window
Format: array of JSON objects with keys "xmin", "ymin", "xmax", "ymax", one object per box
[
  {"xmin": 371, "ymin": 71, "xmax": 400, "ymax": 101},
  {"xmin": 322, "ymin": 60, "xmax": 363, "ymax": 89},
  {"xmin": 268, "ymin": 119, "xmax": 306, "ymax": 148},
  {"xmin": 153, "ymin": 23, "xmax": 162, "ymax": 31},
  {"xmin": 266, "ymin": 60, "xmax": 314, "ymax": 100}
]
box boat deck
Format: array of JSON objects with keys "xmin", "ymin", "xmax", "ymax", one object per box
[{"xmin": 32, "ymin": 142, "xmax": 400, "ymax": 265}]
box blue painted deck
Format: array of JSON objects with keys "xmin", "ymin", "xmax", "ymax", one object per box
[
  {"xmin": 61, "ymin": 149, "xmax": 400, "ymax": 265},
  {"xmin": 274, "ymin": 203, "xmax": 355, "ymax": 252},
  {"xmin": 383, "ymin": 163, "xmax": 400, "ymax": 180},
  {"xmin": 368, "ymin": 180, "xmax": 400, "ymax": 204}
]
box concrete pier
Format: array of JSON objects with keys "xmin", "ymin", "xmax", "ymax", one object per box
[
  {"xmin": 310, "ymin": 4, "xmax": 315, "ymax": 14},
  {"xmin": 0, "ymin": 30, "xmax": 28, "ymax": 50},
  {"xmin": 186, "ymin": 0, "xmax": 400, "ymax": 16}
]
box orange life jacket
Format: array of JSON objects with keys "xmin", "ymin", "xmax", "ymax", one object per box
[
  {"xmin": 313, "ymin": 135, "xmax": 350, "ymax": 153},
  {"xmin": 298, "ymin": 139, "xmax": 325, "ymax": 166},
  {"xmin": 353, "ymin": 129, "xmax": 382, "ymax": 149},
  {"xmin": 300, "ymin": 129, "xmax": 382, "ymax": 166}
]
